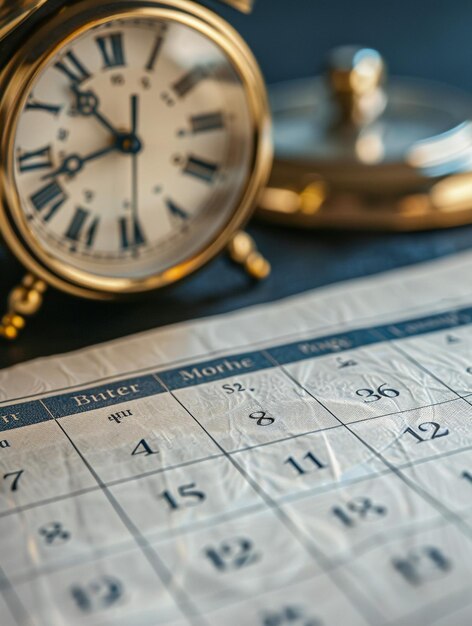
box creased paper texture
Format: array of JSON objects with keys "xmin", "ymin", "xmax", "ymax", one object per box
[{"xmin": 1, "ymin": 251, "xmax": 472, "ymax": 626}]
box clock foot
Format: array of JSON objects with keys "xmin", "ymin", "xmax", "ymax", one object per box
[
  {"xmin": 0, "ymin": 275, "xmax": 47, "ymax": 341},
  {"xmin": 228, "ymin": 231, "xmax": 271, "ymax": 280}
]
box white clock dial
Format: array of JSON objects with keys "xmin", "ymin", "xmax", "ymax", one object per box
[{"xmin": 13, "ymin": 16, "xmax": 254, "ymax": 280}]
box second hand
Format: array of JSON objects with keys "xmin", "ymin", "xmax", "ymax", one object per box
[{"xmin": 130, "ymin": 94, "xmax": 143, "ymax": 247}]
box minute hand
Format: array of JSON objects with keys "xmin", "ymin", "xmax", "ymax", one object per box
[{"xmin": 72, "ymin": 85, "xmax": 123, "ymax": 139}]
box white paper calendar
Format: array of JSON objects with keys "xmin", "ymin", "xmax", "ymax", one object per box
[{"xmin": 1, "ymin": 251, "xmax": 472, "ymax": 626}]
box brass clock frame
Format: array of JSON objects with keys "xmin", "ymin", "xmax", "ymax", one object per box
[{"xmin": 0, "ymin": 0, "xmax": 272, "ymax": 306}]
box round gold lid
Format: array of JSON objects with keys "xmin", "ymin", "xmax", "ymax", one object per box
[{"xmin": 258, "ymin": 47, "xmax": 472, "ymax": 230}]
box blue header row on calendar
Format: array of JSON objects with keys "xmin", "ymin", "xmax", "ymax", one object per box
[{"xmin": 2, "ymin": 305, "xmax": 471, "ymax": 431}]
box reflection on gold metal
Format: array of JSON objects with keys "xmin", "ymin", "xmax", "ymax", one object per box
[
  {"xmin": 228, "ymin": 231, "xmax": 271, "ymax": 280},
  {"xmin": 407, "ymin": 123, "xmax": 472, "ymax": 169},
  {"xmin": 260, "ymin": 167, "xmax": 472, "ymax": 231},
  {"xmin": 431, "ymin": 174, "xmax": 472, "ymax": 213},
  {"xmin": 0, "ymin": 274, "xmax": 47, "ymax": 340},
  {"xmin": 300, "ymin": 181, "xmax": 327, "ymax": 215},
  {"xmin": 259, "ymin": 182, "xmax": 327, "ymax": 218},
  {"xmin": 397, "ymin": 195, "xmax": 431, "ymax": 217},
  {"xmin": 0, "ymin": 0, "xmax": 47, "ymax": 41},
  {"xmin": 220, "ymin": 0, "xmax": 253, "ymax": 13},
  {"xmin": 261, "ymin": 188, "xmax": 300, "ymax": 215},
  {"xmin": 0, "ymin": 0, "xmax": 272, "ymax": 307},
  {"xmin": 355, "ymin": 130, "xmax": 385, "ymax": 164},
  {"xmin": 327, "ymin": 47, "xmax": 387, "ymax": 126}
]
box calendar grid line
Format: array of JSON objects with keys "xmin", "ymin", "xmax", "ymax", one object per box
[
  {"xmin": 0, "ymin": 565, "xmax": 32, "ymax": 626},
  {"xmin": 265, "ymin": 349, "xmax": 472, "ymax": 623},
  {"xmin": 395, "ymin": 440, "xmax": 472, "ymax": 472},
  {"xmin": 0, "ymin": 385, "xmax": 465, "ymax": 524},
  {"xmin": 326, "ymin": 516, "xmax": 448, "ymax": 570},
  {"xmin": 0, "ymin": 451, "xmax": 230, "ymax": 521},
  {"xmin": 261, "ymin": 348, "xmax": 424, "ymax": 623},
  {"xmin": 0, "ymin": 370, "xmax": 468, "ymax": 616},
  {"xmin": 1, "ymin": 389, "xmax": 469, "ymax": 535},
  {"xmin": 2, "ymin": 302, "xmax": 472, "ymax": 433},
  {"xmin": 0, "ymin": 482, "xmax": 450, "ymax": 595},
  {"xmin": 374, "ymin": 333, "xmax": 472, "ymax": 626},
  {"xmin": 391, "ymin": 582, "xmax": 472, "ymax": 626},
  {"xmin": 14, "ymin": 559, "xmax": 325, "ymax": 626},
  {"xmin": 389, "ymin": 342, "xmax": 472, "ymax": 411},
  {"xmin": 331, "ymin": 396, "xmax": 461, "ymax": 426},
  {"xmin": 39, "ymin": 400, "xmax": 207, "ymax": 626},
  {"xmin": 197, "ymin": 570, "xmax": 322, "ymax": 621},
  {"xmin": 2, "ymin": 256, "xmax": 472, "ymax": 625},
  {"xmin": 382, "ymin": 338, "xmax": 471, "ymax": 397},
  {"xmin": 228, "ymin": 394, "xmax": 464, "ymax": 453},
  {"xmin": 145, "ymin": 501, "xmax": 267, "ymax": 543},
  {"xmin": 5, "ymin": 537, "xmax": 139, "ymax": 589},
  {"xmin": 5, "ymin": 492, "xmax": 289, "ymax": 589},
  {"xmin": 0, "ymin": 370, "xmax": 463, "ymax": 435},
  {"xmin": 7, "ymin": 423, "xmax": 472, "ymax": 595},
  {"xmin": 0, "ymin": 484, "xmax": 102, "ymax": 520},
  {"xmin": 3, "ymin": 388, "xmax": 472, "ymax": 596},
  {"xmin": 4, "ymin": 294, "xmax": 468, "ymax": 407},
  {"xmin": 1, "ymin": 390, "xmax": 470, "ymax": 601},
  {"xmin": 154, "ymin": 372, "xmax": 387, "ymax": 626},
  {"xmin": 271, "ymin": 356, "xmax": 472, "ymax": 544},
  {"xmin": 1, "ymin": 489, "xmax": 441, "ymax": 591},
  {"xmin": 0, "ymin": 420, "xmax": 354, "ymax": 521},
  {"xmin": 280, "ymin": 438, "xmax": 472, "ymax": 509},
  {"xmin": 3, "ymin": 504, "xmax": 305, "ymax": 590}
]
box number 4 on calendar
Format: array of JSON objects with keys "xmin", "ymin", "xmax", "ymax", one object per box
[{"xmin": 131, "ymin": 439, "xmax": 158, "ymax": 457}]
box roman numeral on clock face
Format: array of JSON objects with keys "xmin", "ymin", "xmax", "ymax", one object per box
[
  {"xmin": 96, "ymin": 32, "xmax": 126, "ymax": 69},
  {"xmin": 26, "ymin": 97, "xmax": 62, "ymax": 116},
  {"xmin": 190, "ymin": 112, "xmax": 225, "ymax": 134},
  {"xmin": 119, "ymin": 216, "xmax": 146, "ymax": 250},
  {"xmin": 166, "ymin": 199, "xmax": 189, "ymax": 223},
  {"xmin": 173, "ymin": 66, "xmax": 208, "ymax": 98},
  {"xmin": 18, "ymin": 145, "xmax": 53, "ymax": 172},
  {"xmin": 183, "ymin": 156, "xmax": 219, "ymax": 184},
  {"xmin": 145, "ymin": 33, "xmax": 165, "ymax": 72},
  {"xmin": 30, "ymin": 181, "xmax": 67, "ymax": 222},
  {"xmin": 65, "ymin": 207, "xmax": 99, "ymax": 248},
  {"xmin": 54, "ymin": 51, "xmax": 91, "ymax": 85}
]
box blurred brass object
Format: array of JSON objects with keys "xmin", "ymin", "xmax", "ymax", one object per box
[
  {"xmin": 228, "ymin": 231, "xmax": 271, "ymax": 279},
  {"xmin": 0, "ymin": 274, "xmax": 47, "ymax": 340},
  {"xmin": 259, "ymin": 46, "xmax": 472, "ymax": 231}
]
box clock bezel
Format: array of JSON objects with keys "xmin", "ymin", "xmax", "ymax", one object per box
[{"xmin": 0, "ymin": 0, "xmax": 272, "ymax": 300}]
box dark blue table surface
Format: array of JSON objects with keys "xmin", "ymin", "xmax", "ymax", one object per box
[{"xmin": 1, "ymin": 0, "xmax": 472, "ymax": 369}]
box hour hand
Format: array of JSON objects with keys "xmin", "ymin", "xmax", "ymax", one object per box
[{"xmin": 43, "ymin": 144, "xmax": 116, "ymax": 180}]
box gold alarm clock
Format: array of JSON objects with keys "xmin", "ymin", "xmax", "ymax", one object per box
[{"xmin": 0, "ymin": 0, "xmax": 272, "ymax": 339}]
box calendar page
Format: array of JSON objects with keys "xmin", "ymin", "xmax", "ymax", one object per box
[{"xmin": 1, "ymin": 252, "xmax": 472, "ymax": 626}]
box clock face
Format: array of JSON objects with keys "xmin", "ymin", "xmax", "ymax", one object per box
[{"xmin": 12, "ymin": 15, "xmax": 254, "ymax": 282}]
